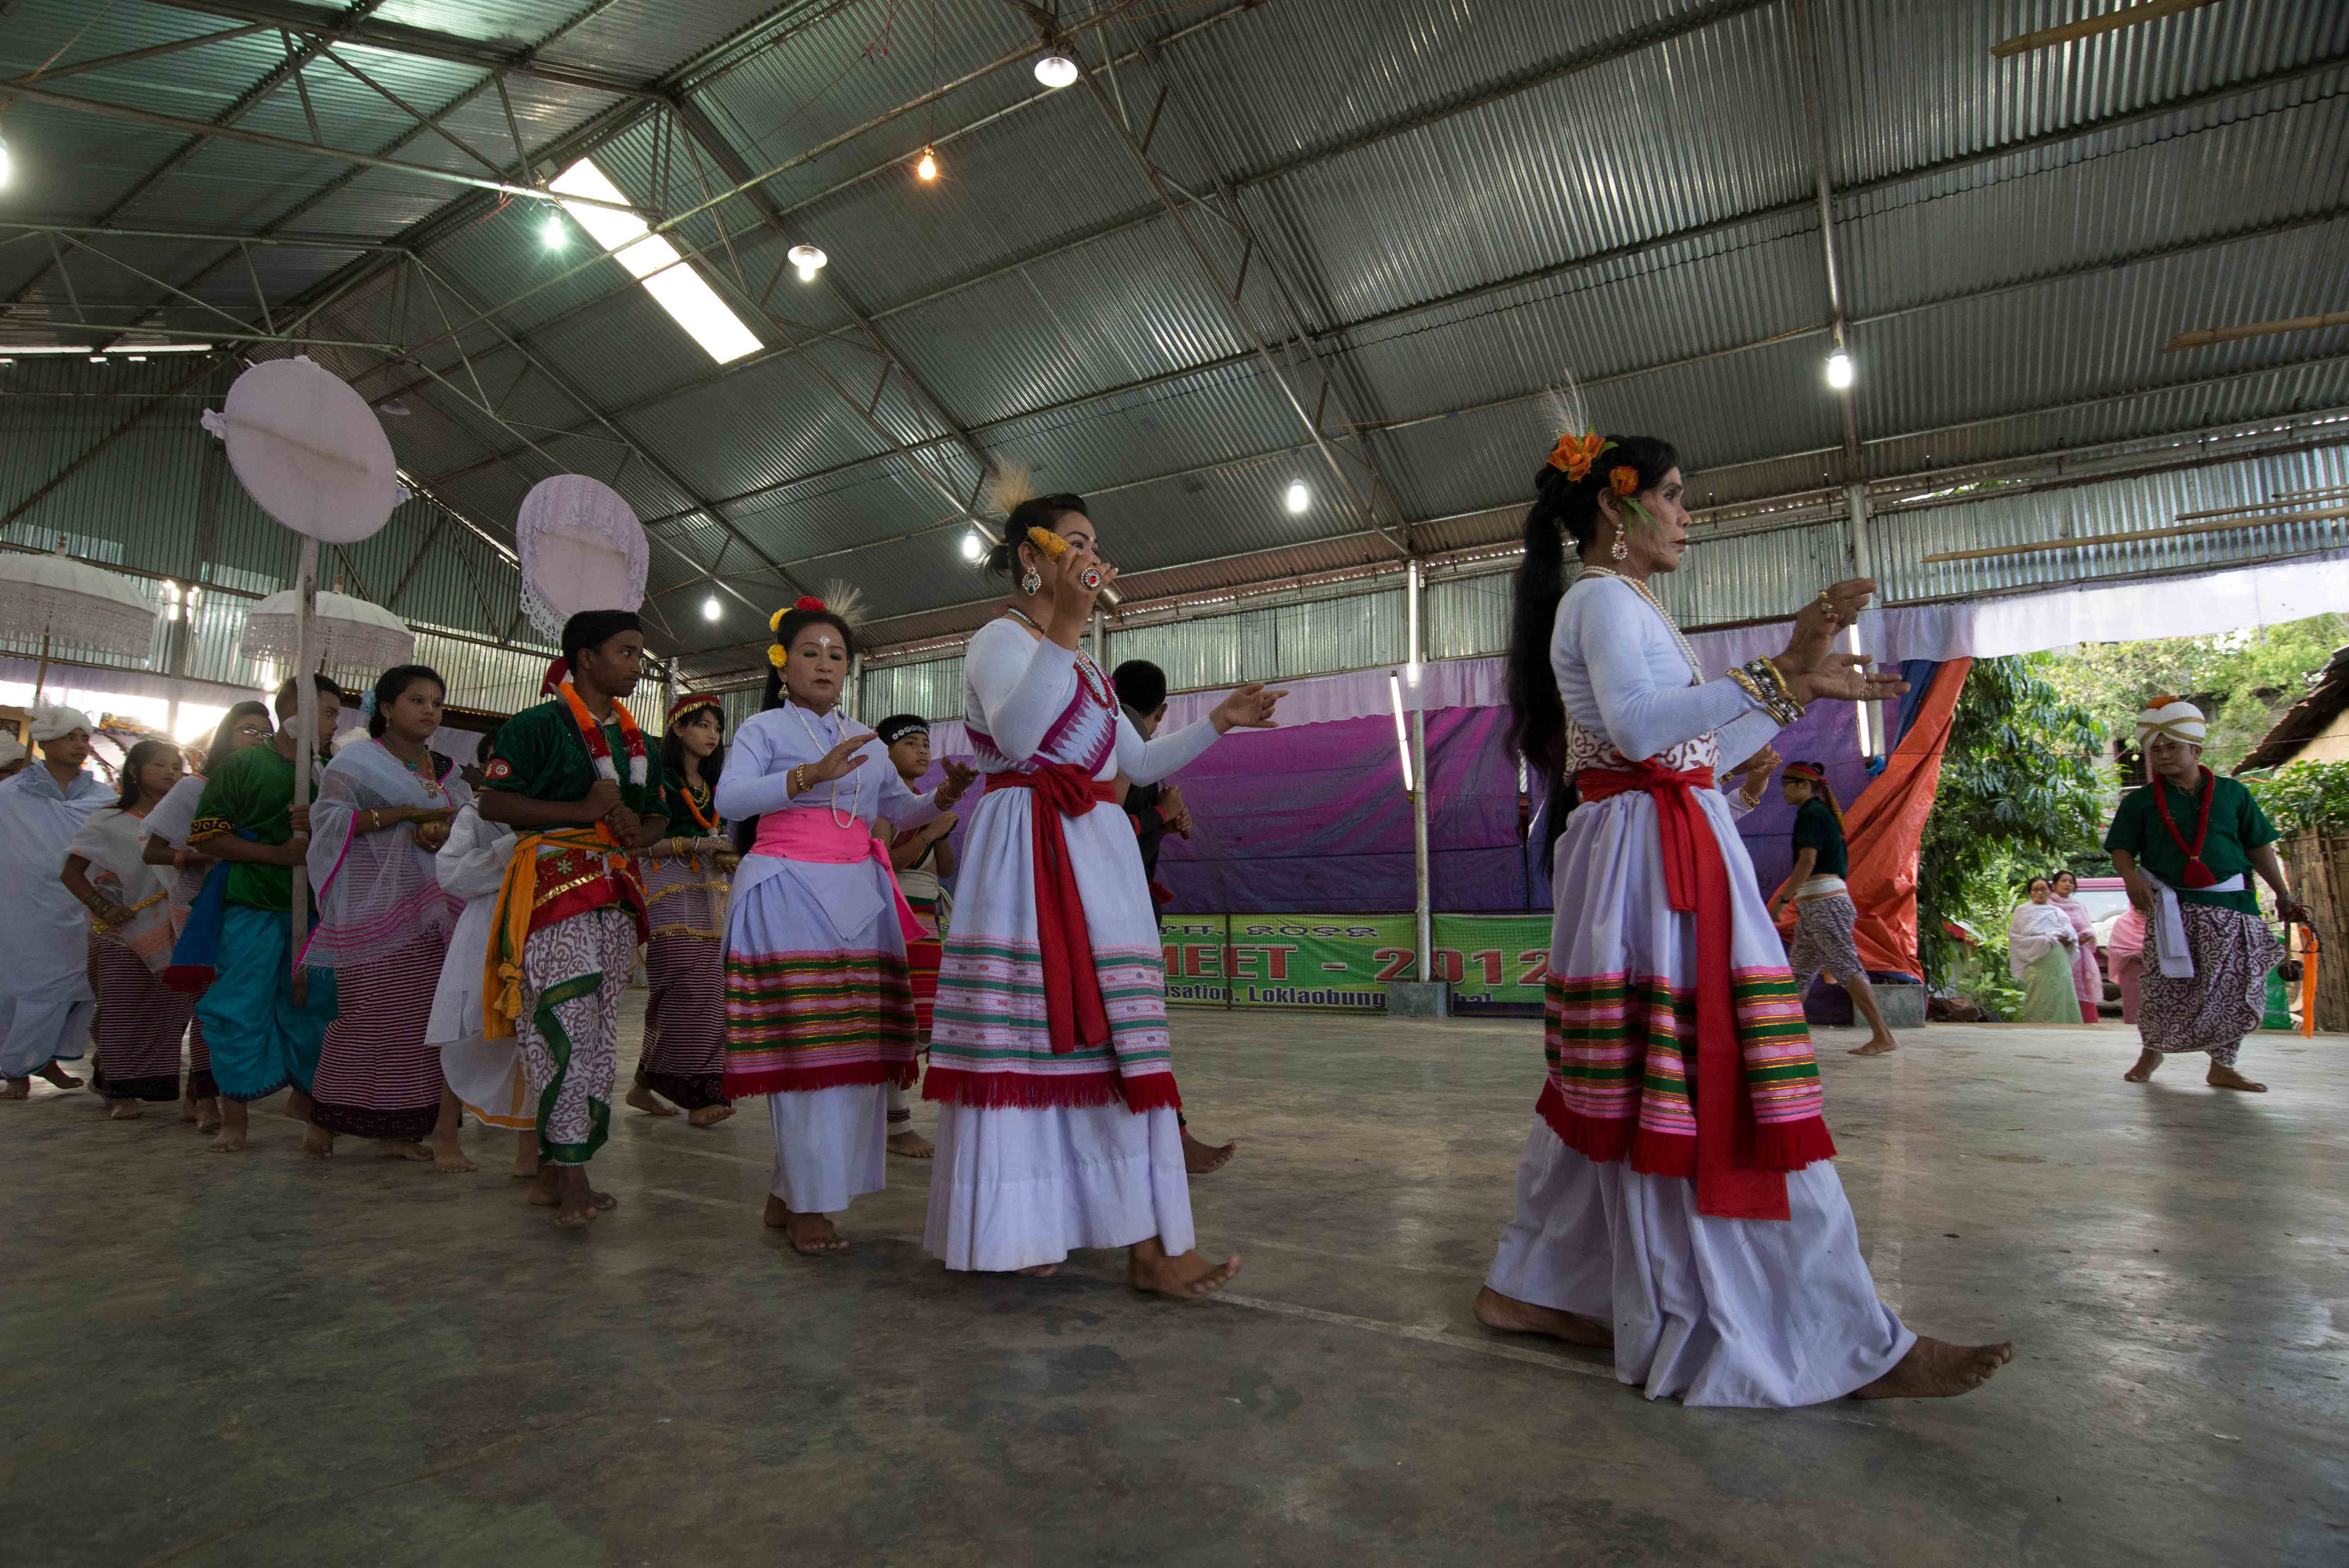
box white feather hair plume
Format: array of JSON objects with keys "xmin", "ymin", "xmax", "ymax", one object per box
[
  {"xmin": 817, "ymin": 579, "xmax": 867, "ymax": 629},
  {"xmin": 982, "ymin": 461, "xmax": 1035, "ymax": 517},
  {"xmin": 1539, "ymin": 374, "xmax": 1590, "ymax": 442}
]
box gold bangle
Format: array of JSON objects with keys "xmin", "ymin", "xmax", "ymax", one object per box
[
  {"xmin": 1764, "ymin": 657, "xmax": 1807, "ymax": 717},
  {"xmin": 1727, "ymin": 667, "xmax": 1766, "ymax": 708}
]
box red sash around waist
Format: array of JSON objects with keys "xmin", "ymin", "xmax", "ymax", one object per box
[
  {"xmin": 987, "ymin": 766, "xmax": 1117, "ymax": 1055},
  {"xmin": 1577, "ymin": 761, "xmax": 1787, "ymax": 1221}
]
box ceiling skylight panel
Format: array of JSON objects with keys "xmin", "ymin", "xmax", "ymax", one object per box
[{"xmin": 550, "ymin": 157, "xmax": 761, "ymax": 365}]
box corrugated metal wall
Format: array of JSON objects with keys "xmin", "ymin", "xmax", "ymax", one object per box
[{"xmin": 857, "ymin": 444, "xmax": 2349, "ymax": 713}]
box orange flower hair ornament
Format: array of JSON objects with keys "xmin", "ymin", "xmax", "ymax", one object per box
[{"xmin": 1547, "ymin": 429, "xmax": 1612, "ymax": 482}]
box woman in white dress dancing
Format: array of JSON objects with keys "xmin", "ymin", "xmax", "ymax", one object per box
[
  {"xmin": 1474, "ymin": 429, "xmax": 2015, "ymax": 1404},
  {"xmin": 923, "ymin": 492, "xmax": 1281, "ymax": 1295}
]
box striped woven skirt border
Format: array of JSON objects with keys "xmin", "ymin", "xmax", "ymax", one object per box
[
  {"xmin": 86, "ymin": 935, "xmax": 194, "ymax": 1102},
  {"xmin": 638, "ymin": 931, "xmax": 727, "ymax": 1109},
  {"xmin": 310, "ymin": 930, "xmax": 448, "ymax": 1140},
  {"xmin": 722, "ymin": 946, "xmax": 918, "ymax": 1098}
]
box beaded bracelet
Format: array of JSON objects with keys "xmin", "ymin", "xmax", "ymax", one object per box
[{"xmin": 1738, "ymin": 657, "xmax": 1805, "ymax": 727}]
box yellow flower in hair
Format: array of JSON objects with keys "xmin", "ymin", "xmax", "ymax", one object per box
[
  {"xmin": 768, "ymin": 606, "xmax": 788, "ymax": 634},
  {"xmin": 767, "ymin": 645, "xmax": 787, "ymax": 670}
]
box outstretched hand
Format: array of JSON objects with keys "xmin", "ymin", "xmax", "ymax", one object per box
[
  {"xmin": 1780, "ymin": 577, "xmax": 1878, "ymax": 677},
  {"xmin": 935, "ymin": 758, "xmax": 978, "ymax": 807},
  {"xmin": 804, "ymin": 734, "xmax": 870, "ymax": 787},
  {"xmin": 1210, "ymin": 682, "xmax": 1287, "ymax": 733},
  {"xmin": 1790, "ymin": 654, "xmax": 1909, "ymax": 706}
]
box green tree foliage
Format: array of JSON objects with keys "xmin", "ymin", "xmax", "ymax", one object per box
[
  {"xmin": 2041, "ymin": 613, "xmax": 2348, "ymax": 775},
  {"xmin": 1919, "ymin": 654, "xmax": 2107, "ymax": 992},
  {"xmin": 2246, "ymin": 759, "xmax": 2349, "ymax": 837}
]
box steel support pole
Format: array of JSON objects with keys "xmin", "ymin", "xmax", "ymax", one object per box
[{"xmin": 1410, "ymin": 708, "xmax": 1432, "ymax": 982}]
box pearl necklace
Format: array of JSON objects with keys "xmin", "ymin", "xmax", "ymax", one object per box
[
  {"xmin": 789, "ymin": 701, "xmax": 863, "ymax": 830},
  {"xmin": 1003, "ymin": 605, "xmax": 1112, "ymax": 709},
  {"xmin": 1577, "ymin": 567, "xmax": 1702, "ymax": 683}
]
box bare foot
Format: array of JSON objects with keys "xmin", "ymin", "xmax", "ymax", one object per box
[
  {"xmin": 888, "ymin": 1129, "xmax": 935, "ymax": 1159},
  {"xmin": 527, "ymin": 1167, "xmax": 562, "ymax": 1206},
  {"xmin": 2207, "ymin": 1063, "xmax": 2267, "ymax": 1092},
  {"xmin": 209, "ymin": 1125, "xmax": 248, "ymax": 1153},
  {"xmin": 1129, "ymin": 1237, "xmax": 1241, "ymax": 1300},
  {"xmin": 763, "ymin": 1194, "xmax": 848, "ymax": 1254},
  {"xmin": 1472, "ymin": 1285, "xmax": 1615, "ymax": 1346},
  {"xmin": 284, "ymin": 1090, "xmax": 314, "ymax": 1122},
  {"xmin": 303, "ymin": 1125, "xmax": 335, "ymax": 1159},
  {"xmin": 1182, "ymin": 1126, "xmax": 1237, "ymax": 1174},
  {"xmin": 512, "ymin": 1147, "xmax": 541, "ymax": 1180},
  {"xmin": 36, "ymin": 1062, "xmax": 83, "ymax": 1090},
  {"xmin": 687, "ymin": 1103, "xmax": 735, "ymax": 1127},
  {"xmin": 1853, "ymin": 1336, "xmax": 2016, "ymax": 1399},
  {"xmin": 431, "ymin": 1131, "xmax": 477, "ymax": 1173},
  {"xmin": 373, "ymin": 1139, "xmax": 434, "ymax": 1162},
  {"xmin": 108, "ymin": 1098, "xmax": 144, "ymax": 1121},
  {"xmin": 1018, "ymin": 1263, "xmax": 1060, "ymax": 1278},
  {"xmin": 1849, "ymin": 1037, "xmax": 1898, "ymax": 1056},
  {"xmin": 626, "ymin": 1082, "xmax": 678, "ymax": 1118},
  {"xmin": 180, "ymin": 1096, "xmax": 200, "ymax": 1124},
  {"xmin": 195, "ymin": 1099, "xmax": 223, "ymax": 1134},
  {"xmin": 2123, "ymin": 1048, "xmax": 2162, "ymax": 1083},
  {"xmin": 2, "ymin": 1079, "xmax": 27, "ymax": 1100}
]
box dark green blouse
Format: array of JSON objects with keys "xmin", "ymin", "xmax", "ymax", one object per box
[
  {"xmin": 1791, "ymin": 796, "xmax": 1848, "ymax": 879},
  {"xmin": 2103, "ymin": 772, "xmax": 2276, "ymax": 914},
  {"xmin": 483, "ymin": 698, "xmax": 670, "ymax": 825}
]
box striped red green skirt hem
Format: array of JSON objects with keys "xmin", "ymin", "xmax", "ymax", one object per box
[{"xmin": 721, "ymin": 946, "xmax": 918, "ymax": 1099}]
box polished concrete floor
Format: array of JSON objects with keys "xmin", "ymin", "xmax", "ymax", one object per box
[{"xmin": 3, "ymin": 1004, "xmax": 2343, "ymax": 1566}]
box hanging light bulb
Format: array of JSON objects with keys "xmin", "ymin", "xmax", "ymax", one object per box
[
  {"xmin": 960, "ymin": 529, "xmax": 985, "ymax": 561},
  {"xmin": 916, "ymin": 146, "xmax": 939, "ymax": 182},
  {"xmin": 1285, "ymin": 478, "xmax": 1310, "ymax": 514},
  {"xmin": 789, "ymin": 243, "xmax": 827, "ymax": 282},
  {"xmin": 702, "ymin": 594, "xmax": 722, "ymax": 621},
  {"xmin": 541, "ymin": 212, "xmax": 567, "ymax": 249},
  {"xmin": 1033, "ymin": 53, "xmax": 1079, "ymax": 88},
  {"xmin": 1824, "ymin": 349, "xmax": 1855, "ymax": 390}
]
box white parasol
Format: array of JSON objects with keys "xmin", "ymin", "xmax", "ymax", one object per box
[
  {"xmin": 0, "ymin": 542, "xmax": 162, "ymax": 698},
  {"xmin": 515, "ymin": 474, "xmax": 647, "ymax": 640},
  {"xmin": 202, "ymin": 356, "xmax": 408, "ymax": 998},
  {"xmin": 239, "ymin": 586, "xmax": 415, "ymax": 672}
]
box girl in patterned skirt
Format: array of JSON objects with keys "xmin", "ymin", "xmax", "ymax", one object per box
[
  {"xmin": 716, "ymin": 596, "xmax": 975, "ymax": 1256},
  {"xmin": 629, "ymin": 693, "xmax": 738, "ymax": 1127}
]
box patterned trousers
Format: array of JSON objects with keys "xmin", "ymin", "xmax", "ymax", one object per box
[
  {"xmin": 1787, "ymin": 894, "xmax": 1866, "ymax": 996},
  {"xmin": 2137, "ymin": 903, "xmax": 2282, "ymax": 1068},
  {"xmin": 516, "ymin": 909, "xmax": 637, "ymax": 1166}
]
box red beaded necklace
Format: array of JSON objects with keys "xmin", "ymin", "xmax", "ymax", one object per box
[{"xmin": 2149, "ymin": 765, "xmax": 2219, "ymax": 889}]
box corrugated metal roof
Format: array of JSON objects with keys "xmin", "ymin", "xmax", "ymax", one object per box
[{"xmin": 5, "ymin": 0, "xmax": 2349, "ymax": 676}]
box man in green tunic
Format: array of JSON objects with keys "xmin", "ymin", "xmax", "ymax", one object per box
[
  {"xmin": 2106, "ymin": 697, "xmax": 2310, "ymax": 1093},
  {"xmin": 478, "ymin": 611, "xmax": 669, "ymax": 1228},
  {"xmin": 189, "ymin": 675, "xmax": 344, "ymax": 1152}
]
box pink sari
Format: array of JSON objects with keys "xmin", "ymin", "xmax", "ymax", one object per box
[{"xmin": 2052, "ymin": 895, "xmax": 2101, "ymax": 1025}]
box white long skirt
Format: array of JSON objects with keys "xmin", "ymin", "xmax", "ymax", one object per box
[
  {"xmin": 427, "ymin": 895, "xmax": 531, "ymax": 1130},
  {"xmin": 768, "ymin": 1082, "xmax": 888, "ymax": 1214},
  {"xmin": 1487, "ymin": 1121, "xmax": 1913, "ymax": 1406},
  {"xmin": 923, "ymin": 1102, "xmax": 1193, "ymax": 1272}
]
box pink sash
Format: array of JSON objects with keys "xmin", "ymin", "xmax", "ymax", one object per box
[{"xmin": 750, "ymin": 807, "xmax": 923, "ymax": 941}]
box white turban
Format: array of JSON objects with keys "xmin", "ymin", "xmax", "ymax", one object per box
[
  {"xmin": 2135, "ymin": 695, "xmax": 2206, "ymax": 750},
  {"xmin": 0, "ymin": 733, "xmax": 22, "ymax": 766},
  {"xmin": 28, "ymin": 704, "xmax": 94, "ymax": 743}
]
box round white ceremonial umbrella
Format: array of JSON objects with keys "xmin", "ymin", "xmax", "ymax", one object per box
[
  {"xmin": 238, "ymin": 586, "xmax": 415, "ymax": 672},
  {"xmin": 201, "ymin": 356, "xmax": 408, "ymax": 997},
  {"xmin": 516, "ymin": 473, "xmax": 647, "ymax": 640},
  {"xmin": 0, "ymin": 542, "xmax": 162, "ymax": 698}
]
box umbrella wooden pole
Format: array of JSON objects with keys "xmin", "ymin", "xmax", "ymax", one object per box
[
  {"xmin": 32, "ymin": 631, "xmax": 50, "ymax": 704},
  {"xmin": 290, "ymin": 537, "xmax": 317, "ymax": 1006}
]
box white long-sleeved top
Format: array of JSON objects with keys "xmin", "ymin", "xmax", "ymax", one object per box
[
  {"xmin": 963, "ymin": 618, "xmax": 1219, "ymax": 784},
  {"xmin": 1554, "ymin": 574, "xmax": 1779, "ymax": 781}
]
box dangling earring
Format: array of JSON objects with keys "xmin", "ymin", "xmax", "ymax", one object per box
[
  {"xmin": 1609, "ymin": 524, "xmax": 1629, "ymax": 561},
  {"xmin": 1020, "ymin": 567, "xmax": 1042, "ymax": 596}
]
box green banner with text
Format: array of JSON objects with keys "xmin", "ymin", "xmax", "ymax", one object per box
[{"xmin": 1159, "ymin": 913, "xmax": 1554, "ymax": 1011}]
